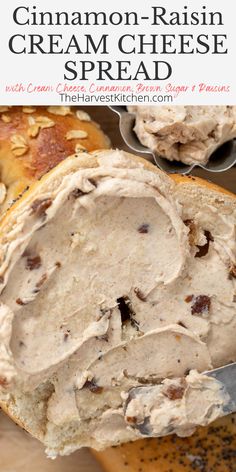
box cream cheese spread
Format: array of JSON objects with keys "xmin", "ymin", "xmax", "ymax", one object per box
[
  {"xmin": 128, "ymin": 106, "xmax": 236, "ymax": 165},
  {"xmin": 0, "ymin": 150, "xmax": 235, "ymax": 454}
]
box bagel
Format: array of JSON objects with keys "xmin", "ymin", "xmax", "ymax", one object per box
[
  {"xmin": 94, "ymin": 414, "xmax": 236, "ymax": 472},
  {"xmin": 0, "ymin": 149, "xmax": 235, "ymax": 459}
]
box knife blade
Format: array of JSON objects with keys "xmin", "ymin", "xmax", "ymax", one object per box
[{"xmin": 205, "ymin": 362, "xmax": 236, "ymax": 415}]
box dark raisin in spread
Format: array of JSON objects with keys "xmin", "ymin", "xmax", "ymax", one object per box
[
  {"xmin": 191, "ymin": 295, "xmax": 211, "ymax": 316},
  {"xmin": 163, "ymin": 383, "xmax": 186, "ymax": 400},
  {"xmin": 229, "ymin": 265, "xmax": 236, "ymax": 279},
  {"xmin": 83, "ymin": 379, "xmax": 103, "ymax": 394},
  {"xmin": 138, "ymin": 224, "xmax": 149, "ymax": 234},
  {"xmin": 31, "ymin": 198, "xmax": 52, "ymax": 218},
  {"xmin": 26, "ymin": 255, "xmax": 42, "ymax": 271},
  {"xmin": 195, "ymin": 230, "xmax": 214, "ymax": 258}
]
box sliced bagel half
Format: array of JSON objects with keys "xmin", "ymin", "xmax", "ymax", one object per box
[{"xmin": 0, "ymin": 150, "xmax": 235, "ymax": 457}]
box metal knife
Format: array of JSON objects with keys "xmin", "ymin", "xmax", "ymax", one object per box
[{"xmin": 205, "ymin": 362, "xmax": 236, "ymax": 415}]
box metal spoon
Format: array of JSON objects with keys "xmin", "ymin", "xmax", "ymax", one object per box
[{"xmin": 110, "ymin": 106, "xmax": 236, "ymax": 175}]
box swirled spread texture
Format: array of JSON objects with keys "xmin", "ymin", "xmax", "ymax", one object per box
[
  {"xmin": 128, "ymin": 106, "xmax": 236, "ymax": 165},
  {"xmin": 0, "ymin": 150, "xmax": 235, "ymax": 456}
]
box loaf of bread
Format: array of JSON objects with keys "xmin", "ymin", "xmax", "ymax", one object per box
[
  {"xmin": 0, "ymin": 149, "xmax": 235, "ymax": 459},
  {"xmin": 0, "ymin": 106, "xmax": 110, "ymax": 213}
]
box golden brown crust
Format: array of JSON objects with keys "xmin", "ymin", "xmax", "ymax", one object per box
[
  {"xmin": 94, "ymin": 415, "xmax": 236, "ymax": 472},
  {"xmin": 0, "ymin": 106, "xmax": 110, "ymax": 211},
  {"xmin": 172, "ymin": 172, "xmax": 236, "ymax": 198},
  {"xmin": 0, "ymin": 399, "xmax": 29, "ymax": 434},
  {"xmin": 0, "ymin": 153, "xmax": 99, "ymax": 232},
  {"xmin": 94, "ymin": 149, "xmax": 236, "ymax": 198},
  {"xmin": 1, "ymin": 150, "xmax": 235, "ymax": 234}
]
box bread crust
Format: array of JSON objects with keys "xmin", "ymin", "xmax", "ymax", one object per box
[
  {"xmin": 0, "ymin": 107, "xmax": 110, "ymax": 212},
  {"xmin": 0, "ymin": 150, "xmax": 235, "ymax": 465},
  {"xmin": 93, "ymin": 414, "xmax": 236, "ymax": 472},
  {"xmin": 0, "ymin": 150, "xmax": 235, "ymax": 233}
]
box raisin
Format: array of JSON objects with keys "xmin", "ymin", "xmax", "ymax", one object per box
[
  {"xmin": 126, "ymin": 416, "xmax": 137, "ymax": 424},
  {"xmin": 31, "ymin": 198, "xmax": 52, "ymax": 218},
  {"xmin": 26, "ymin": 255, "xmax": 41, "ymax": 271},
  {"xmin": 83, "ymin": 379, "xmax": 103, "ymax": 394},
  {"xmin": 229, "ymin": 265, "xmax": 236, "ymax": 279},
  {"xmin": 184, "ymin": 219, "xmax": 197, "ymax": 246},
  {"xmin": 185, "ymin": 295, "xmax": 193, "ymax": 303},
  {"xmin": 16, "ymin": 298, "xmax": 25, "ymax": 306},
  {"xmin": 163, "ymin": 383, "xmax": 186, "ymax": 400},
  {"xmin": 191, "ymin": 295, "xmax": 211, "ymax": 316},
  {"xmin": 138, "ymin": 224, "xmax": 149, "ymax": 234},
  {"xmin": 195, "ymin": 230, "xmax": 214, "ymax": 258}
]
